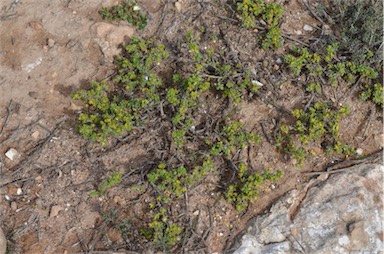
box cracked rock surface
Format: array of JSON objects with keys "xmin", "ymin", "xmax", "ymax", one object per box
[{"xmin": 233, "ymin": 163, "xmax": 383, "ymax": 254}]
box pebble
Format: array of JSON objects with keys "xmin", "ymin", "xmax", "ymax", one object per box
[
  {"xmin": 355, "ymin": 148, "xmax": 363, "ymax": 156},
  {"xmin": 262, "ymin": 60, "xmax": 269, "ymax": 68},
  {"xmin": 11, "ymin": 201, "xmax": 17, "ymax": 211},
  {"xmin": 31, "ymin": 130, "xmax": 40, "ymax": 140},
  {"xmin": 276, "ymin": 58, "xmax": 283, "ymax": 65},
  {"xmin": 273, "ymin": 64, "xmax": 279, "ymax": 71},
  {"xmin": 294, "ymin": 30, "xmax": 302, "ymax": 35},
  {"xmin": 175, "ymin": 1, "xmax": 182, "ymax": 12},
  {"xmin": 50, "ymin": 205, "xmax": 64, "ymax": 217},
  {"xmin": 16, "ymin": 188, "xmax": 22, "ymax": 195},
  {"xmin": 252, "ymin": 80, "xmax": 264, "ymax": 87},
  {"xmin": 5, "ymin": 148, "xmax": 19, "ymax": 161},
  {"xmin": 48, "ymin": 38, "xmax": 55, "ymax": 47},
  {"xmin": 193, "ymin": 210, "xmax": 200, "ymax": 216},
  {"xmin": 303, "ymin": 25, "xmax": 314, "ymax": 31},
  {"xmin": 29, "ymin": 21, "xmax": 43, "ymax": 30}
]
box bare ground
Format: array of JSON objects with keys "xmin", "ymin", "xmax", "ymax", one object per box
[{"xmin": 0, "ymin": 0, "xmax": 382, "ymax": 253}]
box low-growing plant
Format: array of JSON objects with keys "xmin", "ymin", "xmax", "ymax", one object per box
[
  {"xmin": 237, "ymin": 0, "xmax": 283, "ymax": 48},
  {"xmin": 226, "ymin": 162, "xmax": 283, "ymax": 211},
  {"xmin": 317, "ymin": 0, "xmax": 383, "ymax": 63},
  {"xmin": 147, "ymin": 207, "xmax": 182, "ymax": 251},
  {"xmin": 284, "ymin": 44, "xmax": 382, "ymax": 106},
  {"xmin": 147, "ymin": 158, "xmax": 212, "ymax": 203},
  {"xmin": 72, "ymin": 37, "xmax": 169, "ymax": 144},
  {"xmin": 360, "ymin": 83, "xmax": 383, "ymax": 107},
  {"xmin": 91, "ymin": 171, "xmax": 123, "ymax": 196},
  {"xmin": 275, "ymin": 102, "xmax": 354, "ymax": 165},
  {"xmin": 99, "ymin": 0, "xmax": 147, "ymax": 30},
  {"xmin": 209, "ymin": 121, "xmax": 260, "ymax": 158}
]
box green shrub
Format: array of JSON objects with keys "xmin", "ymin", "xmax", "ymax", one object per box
[
  {"xmin": 226, "ymin": 163, "xmax": 283, "ymax": 211},
  {"xmin": 99, "ymin": 0, "xmax": 147, "ymax": 30},
  {"xmin": 317, "ymin": 0, "xmax": 383, "ymax": 63},
  {"xmin": 90, "ymin": 171, "xmax": 123, "ymax": 196},
  {"xmin": 284, "ymin": 44, "xmax": 382, "ymax": 106},
  {"xmin": 209, "ymin": 121, "xmax": 260, "ymax": 158},
  {"xmin": 275, "ymin": 102, "xmax": 354, "ymax": 165},
  {"xmin": 72, "ymin": 37, "xmax": 169, "ymax": 144},
  {"xmin": 237, "ymin": 0, "xmax": 283, "ymax": 48}
]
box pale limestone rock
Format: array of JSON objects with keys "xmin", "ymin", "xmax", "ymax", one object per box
[{"xmin": 233, "ymin": 164, "xmax": 383, "ymax": 254}]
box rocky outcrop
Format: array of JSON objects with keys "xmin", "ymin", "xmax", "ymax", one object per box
[{"xmin": 233, "ymin": 163, "xmax": 383, "ymax": 254}]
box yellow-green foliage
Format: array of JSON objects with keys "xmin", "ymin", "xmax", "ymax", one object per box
[
  {"xmin": 72, "ymin": 37, "xmax": 169, "ymax": 144},
  {"xmin": 275, "ymin": 102, "xmax": 354, "ymax": 165},
  {"xmin": 237, "ymin": 0, "xmax": 283, "ymax": 48},
  {"xmin": 226, "ymin": 163, "xmax": 283, "ymax": 211},
  {"xmin": 284, "ymin": 44, "xmax": 382, "ymax": 107}
]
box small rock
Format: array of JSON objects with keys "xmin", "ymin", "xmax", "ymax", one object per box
[
  {"xmin": 133, "ymin": 5, "xmax": 141, "ymax": 11},
  {"xmin": 175, "ymin": 1, "xmax": 182, "ymax": 12},
  {"xmin": 81, "ymin": 211, "xmax": 100, "ymax": 229},
  {"xmin": 16, "ymin": 188, "xmax": 22, "ymax": 195},
  {"xmin": 276, "ymin": 58, "xmax": 283, "ymax": 65},
  {"xmin": 0, "ymin": 227, "xmax": 6, "ymax": 254},
  {"xmin": 273, "ymin": 64, "xmax": 279, "ymax": 71},
  {"xmin": 29, "ymin": 21, "xmax": 43, "ymax": 30},
  {"xmin": 70, "ymin": 102, "xmax": 82, "ymax": 111},
  {"xmin": 252, "ymin": 80, "xmax": 264, "ymax": 87},
  {"xmin": 11, "ymin": 201, "xmax": 17, "ymax": 211},
  {"xmin": 50, "ymin": 205, "xmax": 64, "ymax": 217},
  {"xmin": 262, "ymin": 60, "xmax": 269, "ymax": 68},
  {"xmin": 21, "ymin": 57, "xmax": 43, "ymax": 73},
  {"xmin": 294, "ymin": 30, "xmax": 302, "ymax": 35},
  {"xmin": 47, "ymin": 38, "xmax": 55, "ymax": 47},
  {"xmin": 303, "ymin": 24, "xmax": 314, "ymax": 31},
  {"xmin": 355, "ymin": 148, "xmax": 363, "ymax": 156},
  {"xmin": 5, "ymin": 148, "xmax": 20, "ymax": 161},
  {"xmin": 31, "ymin": 131, "xmax": 40, "ymax": 140},
  {"xmin": 193, "ymin": 210, "xmax": 200, "ymax": 216}
]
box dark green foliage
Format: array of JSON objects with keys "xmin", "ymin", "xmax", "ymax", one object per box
[
  {"xmin": 99, "ymin": 0, "xmax": 147, "ymax": 30},
  {"xmin": 318, "ymin": 0, "xmax": 383, "ymax": 63}
]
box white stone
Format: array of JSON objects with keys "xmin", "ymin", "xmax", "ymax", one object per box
[
  {"xmin": 233, "ymin": 164, "xmax": 384, "ymax": 253},
  {"xmin": 21, "ymin": 57, "xmax": 43, "ymax": 73},
  {"xmin": 48, "ymin": 38, "xmax": 55, "ymax": 47},
  {"xmin": 356, "ymin": 148, "xmax": 363, "ymax": 156},
  {"xmin": 303, "ymin": 25, "xmax": 314, "ymax": 31},
  {"xmin": 5, "ymin": 148, "xmax": 19, "ymax": 161},
  {"xmin": 252, "ymin": 80, "xmax": 264, "ymax": 87}
]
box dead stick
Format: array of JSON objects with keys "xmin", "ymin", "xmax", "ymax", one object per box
[
  {"xmin": 0, "ymin": 100, "xmax": 12, "ymax": 136},
  {"xmin": 303, "ymin": 149, "xmax": 382, "ymax": 176}
]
